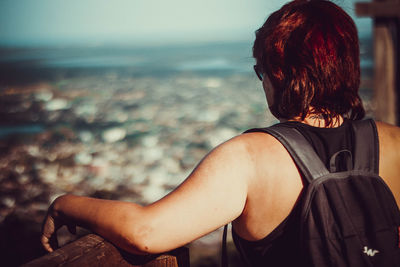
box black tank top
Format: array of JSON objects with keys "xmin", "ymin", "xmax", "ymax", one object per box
[{"xmin": 232, "ymin": 119, "xmax": 354, "ymax": 267}]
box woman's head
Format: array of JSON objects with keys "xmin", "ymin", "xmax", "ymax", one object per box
[{"xmin": 253, "ymin": 0, "xmax": 365, "ymax": 125}]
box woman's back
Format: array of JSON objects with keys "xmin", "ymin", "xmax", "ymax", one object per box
[
  {"xmin": 233, "ymin": 120, "xmax": 400, "ymax": 241},
  {"xmin": 232, "ymin": 119, "xmax": 400, "ymax": 265}
]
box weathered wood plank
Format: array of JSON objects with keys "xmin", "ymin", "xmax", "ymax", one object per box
[
  {"xmin": 21, "ymin": 234, "xmax": 190, "ymax": 267},
  {"xmin": 356, "ymin": 1, "xmax": 400, "ymax": 17}
]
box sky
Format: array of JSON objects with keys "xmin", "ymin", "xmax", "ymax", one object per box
[{"xmin": 0, "ymin": 0, "xmax": 371, "ymax": 47}]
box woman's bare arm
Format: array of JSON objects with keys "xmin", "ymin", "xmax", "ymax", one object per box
[{"xmin": 41, "ymin": 134, "xmax": 255, "ymax": 254}]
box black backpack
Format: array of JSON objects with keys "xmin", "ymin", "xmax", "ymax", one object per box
[{"xmin": 223, "ymin": 119, "xmax": 400, "ymax": 267}]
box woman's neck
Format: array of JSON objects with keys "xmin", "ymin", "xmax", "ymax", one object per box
[{"xmin": 282, "ymin": 114, "xmax": 344, "ymax": 128}]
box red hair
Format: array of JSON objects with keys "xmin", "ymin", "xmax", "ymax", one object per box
[{"xmin": 253, "ymin": 0, "xmax": 365, "ymax": 125}]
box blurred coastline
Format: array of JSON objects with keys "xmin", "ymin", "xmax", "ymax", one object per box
[{"xmin": 0, "ymin": 38, "xmax": 373, "ymax": 266}]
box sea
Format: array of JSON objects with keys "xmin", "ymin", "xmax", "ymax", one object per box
[
  {"xmin": 0, "ymin": 37, "xmax": 373, "ymax": 86},
  {"xmin": 0, "ymin": 36, "xmax": 374, "ymax": 139}
]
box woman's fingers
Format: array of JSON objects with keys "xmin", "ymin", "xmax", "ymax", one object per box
[
  {"xmin": 41, "ymin": 234, "xmax": 54, "ymax": 253},
  {"xmin": 41, "ymin": 213, "xmax": 59, "ymax": 252}
]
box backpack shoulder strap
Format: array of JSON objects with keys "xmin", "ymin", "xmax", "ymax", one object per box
[
  {"xmin": 221, "ymin": 224, "xmax": 228, "ymax": 267},
  {"xmin": 351, "ymin": 119, "xmax": 379, "ymax": 174},
  {"xmin": 245, "ymin": 124, "xmax": 329, "ymax": 183}
]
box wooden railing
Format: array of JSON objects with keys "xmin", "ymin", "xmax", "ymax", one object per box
[
  {"xmin": 21, "ymin": 234, "xmax": 190, "ymax": 267},
  {"xmin": 355, "ymin": 0, "xmax": 400, "ymax": 125}
]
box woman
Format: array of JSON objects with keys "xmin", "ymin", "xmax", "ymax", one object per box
[{"xmin": 41, "ymin": 0, "xmax": 400, "ymax": 266}]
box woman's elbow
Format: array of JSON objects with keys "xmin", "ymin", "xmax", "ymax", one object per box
[
  {"xmin": 117, "ymin": 222, "xmax": 152, "ymax": 254},
  {"xmin": 112, "ymin": 205, "xmax": 182, "ymax": 254},
  {"xmin": 121, "ymin": 219, "xmax": 167, "ymax": 255},
  {"xmin": 124, "ymin": 225, "xmax": 180, "ymax": 255}
]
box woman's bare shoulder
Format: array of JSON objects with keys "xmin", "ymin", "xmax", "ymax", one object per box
[
  {"xmin": 226, "ymin": 131, "xmax": 289, "ymax": 164},
  {"xmin": 211, "ymin": 131, "xmax": 291, "ymax": 182},
  {"xmin": 375, "ymin": 121, "xmax": 400, "ymax": 144},
  {"xmin": 375, "ymin": 121, "xmax": 400, "ymax": 205},
  {"xmin": 375, "ymin": 120, "xmax": 400, "ymax": 131},
  {"xmin": 230, "ymin": 131, "xmax": 295, "ymax": 177},
  {"xmin": 235, "ymin": 130, "xmax": 287, "ymax": 150}
]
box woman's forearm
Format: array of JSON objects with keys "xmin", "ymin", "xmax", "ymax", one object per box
[{"xmin": 52, "ymin": 194, "xmax": 150, "ymax": 254}]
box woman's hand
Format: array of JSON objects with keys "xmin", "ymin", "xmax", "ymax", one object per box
[{"xmin": 41, "ymin": 195, "xmax": 77, "ymax": 253}]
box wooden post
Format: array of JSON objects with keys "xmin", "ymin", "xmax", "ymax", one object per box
[
  {"xmin": 356, "ymin": 0, "xmax": 400, "ymax": 125},
  {"xmin": 21, "ymin": 234, "xmax": 190, "ymax": 267}
]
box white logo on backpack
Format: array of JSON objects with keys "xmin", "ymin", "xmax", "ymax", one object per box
[{"xmin": 363, "ymin": 246, "xmax": 379, "ymax": 256}]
